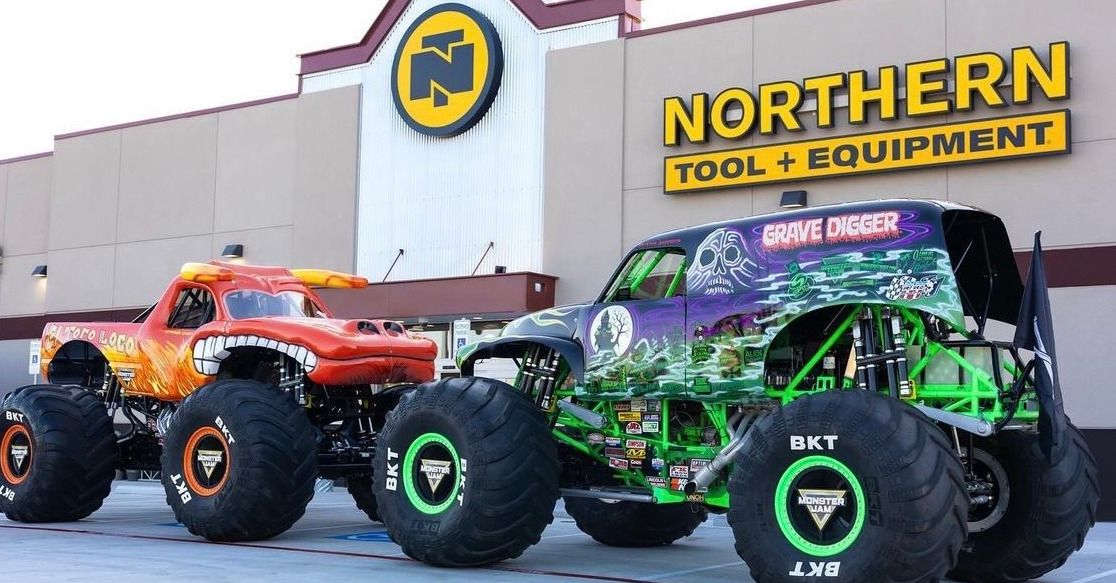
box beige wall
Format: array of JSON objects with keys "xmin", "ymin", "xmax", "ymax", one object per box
[
  {"xmin": 0, "ymin": 85, "xmax": 360, "ymax": 318},
  {"xmin": 546, "ymin": 0, "xmax": 1116, "ymax": 303},
  {"xmin": 543, "ymin": 0, "xmax": 1116, "ymax": 428}
]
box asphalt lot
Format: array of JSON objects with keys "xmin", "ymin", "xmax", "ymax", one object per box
[{"xmin": 1, "ymin": 481, "xmax": 1113, "ymax": 583}]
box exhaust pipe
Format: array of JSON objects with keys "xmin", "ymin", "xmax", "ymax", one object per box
[{"xmin": 686, "ymin": 412, "xmax": 756, "ymax": 494}]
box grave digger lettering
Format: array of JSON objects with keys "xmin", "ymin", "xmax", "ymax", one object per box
[{"xmin": 662, "ymin": 42, "xmax": 1071, "ymax": 192}]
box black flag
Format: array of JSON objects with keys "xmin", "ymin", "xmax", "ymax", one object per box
[{"xmin": 1013, "ymin": 232, "xmax": 1067, "ymax": 464}]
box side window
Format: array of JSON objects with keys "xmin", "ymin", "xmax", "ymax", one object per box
[
  {"xmin": 602, "ymin": 248, "xmax": 687, "ymax": 302},
  {"xmin": 167, "ymin": 287, "xmax": 216, "ymax": 329}
]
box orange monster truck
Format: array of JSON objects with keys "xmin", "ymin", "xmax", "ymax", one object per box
[{"xmin": 0, "ymin": 261, "xmax": 436, "ymax": 541}]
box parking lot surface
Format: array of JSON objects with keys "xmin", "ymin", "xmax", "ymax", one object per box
[{"xmin": 1, "ymin": 481, "xmax": 1114, "ymax": 583}]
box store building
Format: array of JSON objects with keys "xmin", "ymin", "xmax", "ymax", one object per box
[{"xmin": 0, "ymin": 0, "xmax": 1113, "ymax": 516}]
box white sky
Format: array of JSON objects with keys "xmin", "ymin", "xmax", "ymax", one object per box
[{"xmin": 0, "ymin": 0, "xmax": 789, "ymax": 160}]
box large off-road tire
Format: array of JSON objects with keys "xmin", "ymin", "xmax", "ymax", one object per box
[
  {"xmin": 729, "ymin": 389, "xmax": 968, "ymax": 583},
  {"xmin": 160, "ymin": 379, "xmax": 316, "ymax": 541},
  {"xmin": 346, "ymin": 473, "xmax": 380, "ymax": 522},
  {"xmin": 564, "ymin": 497, "xmax": 708, "ymax": 547},
  {"xmin": 0, "ymin": 385, "xmax": 117, "ymax": 522},
  {"xmin": 373, "ymin": 377, "xmax": 560, "ymax": 567},
  {"xmin": 949, "ymin": 422, "xmax": 1099, "ymax": 583}
]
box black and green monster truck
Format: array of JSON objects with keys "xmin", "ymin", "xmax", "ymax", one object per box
[{"xmin": 370, "ymin": 199, "xmax": 1098, "ymax": 582}]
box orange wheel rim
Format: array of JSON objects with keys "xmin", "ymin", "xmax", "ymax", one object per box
[
  {"xmin": 1, "ymin": 424, "xmax": 32, "ymax": 485},
  {"xmin": 182, "ymin": 426, "xmax": 230, "ymax": 496}
]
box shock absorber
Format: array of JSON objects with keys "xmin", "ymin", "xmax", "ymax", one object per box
[
  {"xmin": 889, "ymin": 311, "xmax": 913, "ymax": 398},
  {"xmin": 851, "ymin": 314, "xmax": 868, "ymax": 389}
]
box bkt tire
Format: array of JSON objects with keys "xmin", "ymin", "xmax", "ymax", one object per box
[
  {"xmin": 728, "ymin": 390, "xmax": 967, "ymax": 583},
  {"xmin": 0, "ymin": 385, "xmax": 118, "ymax": 522},
  {"xmin": 949, "ymin": 422, "xmax": 1099, "ymax": 583},
  {"xmin": 346, "ymin": 473, "xmax": 380, "ymax": 522},
  {"xmin": 564, "ymin": 498, "xmax": 707, "ymax": 547},
  {"xmin": 373, "ymin": 377, "xmax": 560, "ymax": 567},
  {"xmin": 160, "ymin": 380, "xmax": 316, "ymax": 541}
]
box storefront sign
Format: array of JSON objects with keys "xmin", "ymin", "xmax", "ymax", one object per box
[
  {"xmin": 666, "ymin": 110, "xmax": 1068, "ymax": 192},
  {"xmin": 392, "ymin": 3, "xmax": 504, "ymax": 137},
  {"xmin": 662, "ymin": 42, "xmax": 1070, "ymax": 193}
]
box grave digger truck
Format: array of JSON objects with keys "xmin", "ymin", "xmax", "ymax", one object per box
[
  {"xmin": 0, "ymin": 262, "xmax": 436, "ymax": 540},
  {"xmin": 368, "ymin": 200, "xmax": 1098, "ymax": 583}
]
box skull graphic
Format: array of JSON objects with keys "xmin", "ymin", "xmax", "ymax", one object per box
[{"xmin": 689, "ymin": 228, "xmax": 761, "ymax": 295}]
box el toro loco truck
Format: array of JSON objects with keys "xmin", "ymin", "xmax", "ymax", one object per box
[
  {"xmin": 0, "ymin": 201, "xmax": 1100, "ymax": 583},
  {"xmin": 0, "ymin": 262, "xmax": 436, "ymax": 540}
]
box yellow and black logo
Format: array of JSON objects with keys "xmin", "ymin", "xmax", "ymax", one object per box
[{"xmin": 392, "ymin": 3, "xmax": 504, "ymax": 137}]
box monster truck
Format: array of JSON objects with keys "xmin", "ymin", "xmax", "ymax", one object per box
[
  {"xmin": 0, "ymin": 261, "xmax": 436, "ymax": 541},
  {"xmin": 369, "ymin": 199, "xmax": 1098, "ymax": 582}
]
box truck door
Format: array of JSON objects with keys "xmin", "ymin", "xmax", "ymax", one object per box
[{"xmin": 582, "ymin": 247, "xmax": 688, "ymax": 400}]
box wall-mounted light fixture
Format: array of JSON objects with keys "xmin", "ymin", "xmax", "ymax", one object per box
[
  {"xmin": 31, "ymin": 265, "xmax": 48, "ymax": 278},
  {"xmin": 221, "ymin": 244, "xmax": 244, "ymax": 259},
  {"xmin": 780, "ymin": 190, "xmax": 808, "ymax": 209},
  {"xmin": 494, "ymin": 265, "xmax": 507, "ymax": 274}
]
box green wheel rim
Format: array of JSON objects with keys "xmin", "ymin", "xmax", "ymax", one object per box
[
  {"xmin": 774, "ymin": 455, "xmax": 866, "ymax": 557},
  {"xmin": 402, "ymin": 432, "xmax": 461, "ymax": 515}
]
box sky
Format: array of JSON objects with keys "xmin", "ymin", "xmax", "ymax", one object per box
[{"xmin": 0, "ymin": 0, "xmax": 790, "ymax": 160}]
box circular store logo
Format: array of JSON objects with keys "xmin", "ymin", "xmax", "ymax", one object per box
[{"xmin": 391, "ymin": 3, "xmax": 504, "ymax": 137}]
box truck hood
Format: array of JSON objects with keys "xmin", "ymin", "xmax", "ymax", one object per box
[{"xmin": 499, "ymin": 304, "xmax": 586, "ymax": 340}]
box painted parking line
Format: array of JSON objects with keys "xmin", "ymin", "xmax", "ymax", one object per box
[
  {"xmin": 0, "ymin": 524, "xmax": 667, "ymax": 583},
  {"xmin": 640, "ymin": 561, "xmax": 744, "ymax": 580},
  {"xmin": 1069, "ymin": 567, "xmax": 1116, "ymax": 583}
]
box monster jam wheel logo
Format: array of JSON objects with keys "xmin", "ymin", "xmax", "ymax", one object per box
[
  {"xmin": 590, "ymin": 305, "xmax": 634, "ymax": 356},
  {"xmin": 797, "ymin": 488, "xmax": 848, "ymax": 530},
  {"xmin": 419, "ymin": 458, "xmax": 452, "ymax": 492},
  {"xmin": 196, "ymin": 449, "xmax": 224, "ymax": 480},
  {"xmin": 9, "ymin": 445, "xmax": 28, "ymax": 473},
  {"xmin": 392, "ymin": 3, "xmax": 504, "ymax": 137}
]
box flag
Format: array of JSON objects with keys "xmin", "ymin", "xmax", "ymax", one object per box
[{"xmin": 1013, "ymin": 232, "xmax": 1066, "ymax": 464}]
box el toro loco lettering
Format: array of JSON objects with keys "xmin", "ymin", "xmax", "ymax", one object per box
[{"xmin": 662, "ymin": 42, "xmax": 1071, "ymax": 192}]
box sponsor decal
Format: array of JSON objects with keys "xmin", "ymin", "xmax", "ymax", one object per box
[
  {"xmin": 669, "ymin": 465, "xmax": 690, "ymax": 478},
  {"xmin": 605, "ymin": 437, "xmax": 622, "ymax": 447},
  {"xmin": 612, "ymin": 402, "xmax": 631, "ymax": 412},
  {"xmin": 618, "ymin": 412, "xmax": 642, "ymax": 422},
  {"xmin": 626, "ymin": 448, "xmax": 647, "ymax": 460},
  {"xmin": 0, "ymin": 485, "xmax": 13, "ymax": 501},
  {"xmin": 195, "ymin": 449, "xmax": 224, "ymax": 480},
  {"xmin": 790, "ymin": 435, "xmax": 838, "ymax": 451},
  {"xmin": 391, "ymin": 3, "xmax": 504, "ymax": 137},
  {"xmin": 690, "ymin": 458, "xmax": 712, "ymax": 472},
  {"xmin": 385, "ymin": 447, "xmax": 399, "ymax": 491},
  {"xmin": 587, "ymin": 433, "xmax": 605, "ymax": 445},
  {"xmin": 647, "ymin": 476, "xmax": 667, "ymax": 488},
  {"xmin": 670, "ymin": 477, "xmax": 688, "ymax": 491},
  {"xmin": 609, "ymin": 457, "xmax": 630, "ymax": 470},
  {"xmin": 456, "ymin": 458, "xmax": 468, "ymax": 507},
  {"xmin": 419, "ymin": 459, "xmax": 453, "ymax": 492},
  {"xmin": 116, "ymin": 367, "xmax": 136, "ymax": 382},
  {"xmin": 789, "ymin": 562, "xmax": 841, "ymax": 577},
  {"xmin": 647, "ymin": 400, "xmax": 662, "ymax": 412},
  {"xmin": 9, "ymin": 445, "xmax": 29, "ymax": 470},
  {"xmin": 604, "ymin": 447, "xmax": 625, "ymax": 458},
  {"xmin": 4, "ymin": 411, "xmax": 25, "ymax": 423},
  {"xmin": 685, "ymin": 493, "xmax": 705, "ymax": 502},
  {"xmin": 651, "ymin": 458, "xmax": 665, "ymax": 471},
  {"xmin": 642, "ymin": 414, "xmax": 660, "ymax": 423},
  {"xmin": 630, "ymin": 399, "xmax": 647, "ymax": 412},
  {"xmin": 625, "ymin": 421, "xmax": 643, "ymax": 434},
  {"xmin": 797, "ymin": 489, "xmax": 848, "ymax": 530},
  {"xmin": 169, "ymin": 473, "xmax": 192, "ymax": 504},
  {"xmin": 641, "ymin": 421, "xmax": 660, "ymax": 433},
  {"xmin": 215, "ymin": 416, "xmax": 236, "ymax": 445},
  {"xmin": 663, "ymin": 42, "xmax": 1070, "ymax": 192},
  {"xmin": 884, "ymin": 275, "xmax": 942, "ymax": 301},
  {"xmin": 625, "ymin": 439, "xmax": 647, "ymax": 449}
]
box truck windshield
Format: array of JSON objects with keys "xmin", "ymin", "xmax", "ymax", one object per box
[{"xmin": 223, "ymin": 290, "xmax": 325, "ymax": 320}]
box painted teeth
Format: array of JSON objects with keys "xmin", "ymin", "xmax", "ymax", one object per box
[{"xmin": 190, "ymin": 335, "xmax": 318, "ymax": 375}]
